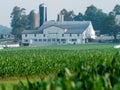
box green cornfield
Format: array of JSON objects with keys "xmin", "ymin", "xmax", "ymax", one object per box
[{"xmin": 0, "ymin": 44, "xmax": 120, "ymax": 90}]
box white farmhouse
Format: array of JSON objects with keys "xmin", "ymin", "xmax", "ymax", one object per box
[{"xmin": 22, "ymin": 21, "xmax": 96, "ymax": 46}]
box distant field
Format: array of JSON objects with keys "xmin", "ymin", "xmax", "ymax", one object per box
[
  {"xmin": 38, "ymin": 43, "xmax": 115, "ymax": 50},
  {"xmin": 4, "ymin": 43, "xmax": 117, "ymax": 51},
  {"xmin": 0, "ymin": 44, "xmax": 120, "ymax": 90}
]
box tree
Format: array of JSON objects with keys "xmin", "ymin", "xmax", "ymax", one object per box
[
  {"xmin": 101, "ymin": 13, "xmax": 120, "ymax": 43},
  {"xmin": 101, "ymin": 13, "xmax": 115, "ymax": 34},
  {"xmin": 11, "ymin": 6, "xmax": 29, "ymax": 40},
  {"xmin": 84, "ymin": 5, "xmax": 107, "ymax": 31},
  {"xmin": 84, "ymin": 5, "xmax": 98, "ymax": 22},
  {"xmin": 74, "ymin": 12, "xmax": 84, "ymax": 21},
  {"xmin": 113, "ymin": 4, "xmax": 120, "ymax": 15},
  {"xmin": 111, "ymin": 25, "xmax": 120, "ymax": 43},
  {"xmin": 60, "ymin": 9, "xmax": 75, "ymax": 21}
]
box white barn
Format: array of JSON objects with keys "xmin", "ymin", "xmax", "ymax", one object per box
[{"xmin": 22, "ymin": 21, "xmax": 96, "ymax": 46}]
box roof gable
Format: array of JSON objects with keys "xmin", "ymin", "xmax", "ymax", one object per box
[
  {"xmin": 22, "ymin": 21, "xmax": 94, "ymax": 34},
  {"xmin": 43, "ymin": 25, "xmax": 64, "ymax": 30},
  {"xmin": 43, "ymin": 26, "xmax": 64, "ymax": 34},
  {"xmin": 40, "ymin": 21, "xmax": 91, "ymax": 34}
]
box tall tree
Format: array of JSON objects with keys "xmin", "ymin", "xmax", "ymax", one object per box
[
  {"xmin": 101, "ymin": 13, "xmax": 120, "ymax": 43},
  {"xmin": 74, "ymin": 12, "xmax": 84, "ymax": 21},
  {"xmin": 11, "ymin": 6, "xmax": 29, "ymax": 40},
  {"xmin": 101, "ymin": 14, "xmax": 115, "ymax": 34},
  {"xmin": 113, "ymin": 4, "xmax": 120, "ymax": 15},
  {"xmin": 111, "ymin": 25, "xmax": 120, "ymax": 43},
  {"xmin": 60, "ymin": 9, "xmax": 75, "ymax": 21},
  {"xmin": 84, "ymin": 5, "xmax": 107, "ymax": 30}
]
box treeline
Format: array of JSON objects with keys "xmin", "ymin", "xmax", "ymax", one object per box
[
  {"xmin": 11, "ymin": 4, "xmax": 120, "ymax": 42},
  {"xmin": 60, "ymin": 5, "xmax": 120, "ymax": 42}
]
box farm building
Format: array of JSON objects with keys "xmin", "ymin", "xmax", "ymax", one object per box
[{"xmin": 22, "ymin": 21, "xmax": 96, "ymax": 46}]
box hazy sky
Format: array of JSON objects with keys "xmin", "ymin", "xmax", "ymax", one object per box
[{"xmin": 0, "ymin": 0, "xmax": 120, "ymax": 27}]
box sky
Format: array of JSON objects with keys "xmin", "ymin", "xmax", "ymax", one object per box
[{"xmin": 0, "ymin": 0, "xmax": 120, "ymax": 27}]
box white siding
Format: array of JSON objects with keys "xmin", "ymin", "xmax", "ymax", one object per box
[
  {"xmin": 44, "ymin": 26, "xmax": 64, "ymax": 34},
  {"xmin": 22, "ymin": 24, "xmax": 95, "ymax": 46},
  {"xmin": 82, "ymin": 22, "xmax": 96, "ymax": 39}
]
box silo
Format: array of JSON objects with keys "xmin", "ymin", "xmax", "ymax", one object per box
[
  {"xmin": 29, "ymin": 10, "xmax": 39, "ymax": 29},
  {"xmin": 39, "ymin": 3, "xmax": 47, "ymax": 26},
  {"xmin": 57, "ymin": 14, "xmax": 64, "ymax": 21}
]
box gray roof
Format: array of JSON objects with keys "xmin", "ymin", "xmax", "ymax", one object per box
[
  {"xmin": 22, "ymin": 29, "xmax": 43, "ymax": 34},
  {"xmin": 22, "ymin": 21, "xmax": 92, "ymax": 34}
]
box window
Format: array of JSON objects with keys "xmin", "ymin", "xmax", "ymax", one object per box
[
  {"xmin": 57, "ymin": 39, "xmax": 60, "ymax": 42},
  {"xmin": 77, "ymin": 34, "xmax": 79, "ymax": 37},
  {"xmin": 48, "ymin": 39, "xmax": 51, "ymax": 42},
  {"xmin": 72, "ymin": 39, "xmax": 77, "ymax": 41},
  {"xmin": 61, "ymin": 39, "xmax": 66, "ymax": 44},
  {"xmin": 52, "ymin": 39, "xmax": 55, "ymax": 42},
  {"xmin": 24, "ymin": 39, "xmax": 28, "ymax": 42},
  {"xmin": 43, "ymin": 34, "xmax": 45, "ymax": 37},
  {"xmin": 43, "ymin": 39, "xmax": 46, "ymax": 42},
  {"xmin": 70, "ymin": 33, "xmax": 72, "ymax": 37},
  {"xmin": 39, "ymin": 39, "xmax": 42, "ymax": 42},
  {"xmin": 62, "ymin": 34, "xmax": 64, "ymax": 37},
  {"xmin": 25, "ymin": 34, "xmax": 27, "ymax": 37},
  {"xmin": 34, "ymin": 39, "xmax": 37, "ymax": 42},
  {"xmin": 34, "ymin": 34, "xmax": 36, "ymax": 37},
  {"xmin": 61, "ymin": 39, "xmax": 66, "ymax": 41}
]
